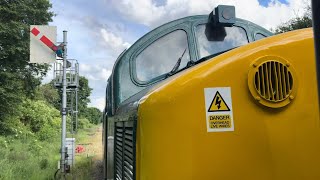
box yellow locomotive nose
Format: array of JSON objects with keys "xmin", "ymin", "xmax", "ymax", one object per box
[
  {"xmin": 103, "ymin": 4, "xmax": 320, "ymax": 180},
  {"xmin": 136, "ymin": 29, "xmax": 320, "ymax": 180}
]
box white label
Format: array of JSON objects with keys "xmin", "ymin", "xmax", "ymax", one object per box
[{"xmin": 204, "ymin": 87, "xmax": 234, "ymax": 132}]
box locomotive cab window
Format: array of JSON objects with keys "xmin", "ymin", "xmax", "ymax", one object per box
[
  {"xmin": 255, "ymin": 33, "xmax": 267, "ymax": 41},
  {"xmin": 135, "ymin": 30, "xmax": 190, "ymax": 83},
  {"xmin": 196, "ymin": 25, "xmax": 249, "ymax": 58}
]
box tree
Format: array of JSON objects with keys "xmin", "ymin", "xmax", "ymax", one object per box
[
  {"xmin": 275, "ymin": 5, "xmax": 312, "ymax": 33},
  {"xmin": 35, "ymin": 83, "xmax": 60, "ymax": 108},
  {"xmin": 0, "ymin": 71, "xmax": 25, "ymax": 120},
  {"xmin": 82, "ymin": 107, "xmax": 101, "ymax": 124},
  {"xmin": 0, "ymin": 0, "xmax": 54, "ymax": 120},
  {"xmin": 45, "ymin": 75, "xmax": 93, "ymax": 114},
  {"xmin": 77, "ymin": 76, "xmax": 92, "ymax": 115}
]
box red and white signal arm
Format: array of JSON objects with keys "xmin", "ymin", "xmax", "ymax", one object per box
[{"xmin": 29, "ymin": 25, "xmax": 57, "ymax": 64}]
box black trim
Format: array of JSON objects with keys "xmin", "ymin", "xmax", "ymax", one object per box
[{"xmin": 312, "ymin": 0, "xmax": 320, "ymax": 106}]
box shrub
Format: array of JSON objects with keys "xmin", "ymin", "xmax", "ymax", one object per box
[
  {"xmin": 39, "ymin": 158, "xmax": 49, "ymax": 169},
  {"xmin": 20, "ymin": 99, "xmax": 60, "ymax": 133},
  {"xmin": 78, "ymin": 118, "xmax": 92, "ymax": 129},
  {"xmin": 37, "ymin": 124, "xmax": 58, "ymax": 141},
  {"xmin": 0, "ymin": 136, "xmax": 8, "ymax": 148}
]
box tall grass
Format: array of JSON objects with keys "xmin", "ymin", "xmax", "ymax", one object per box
[
  {"xmin": 0, "ymin": 125, "xmax": 101, "ymax": 180},
  {"xmin": 0, "ymin": 135, "xmax": 61, "ymax": 180}
]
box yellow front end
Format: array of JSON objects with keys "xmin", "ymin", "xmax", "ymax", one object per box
[{"xmin": 136, "ymin": 28, "xmax": 320, "ymax": 180}]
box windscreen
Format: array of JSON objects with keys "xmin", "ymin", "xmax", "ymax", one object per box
[
  {"xmin": 135, "ymin": 30, "xmax": 190, "ymax": 82},
  {"xmin": 196, "ymin": 24, "xmax": 249, "ymax": 58}
]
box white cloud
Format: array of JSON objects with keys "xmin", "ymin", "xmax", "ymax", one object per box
[
  {"xmin": 79, "ymin": 63, "xmax": 111, "ymax": 110},
  {"xmin": 89, "ymin": 96, "xmax": 105, "ymax": 111},
  {"xmin": 111, "ymin": 0, "xmax": 310, "ymax": 29},
  {"xmin": 111, "ymin": 0, "xmax": 166, "ymax": 27},
  {"xmin": 100, "ymin": 68, "xmax": 112, "ymax": 80},
  {"xmin": 100, "ymin": 28, "xmax": 131, "ymax": 56},
  {"xmin": 79, "ymin": 63, "xmax": 112, "ymax": 81}
]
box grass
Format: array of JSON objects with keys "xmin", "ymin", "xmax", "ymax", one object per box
[
  {"xmin": 0, "ymin": 135, "xmax": 61, "ymax": 180},
  {"xmin": 0, "ymin": 125, "xmax": 102, "ymax": 180},
  {"xmin": 66, "ymin": 126, "xmax": 103, "ymax": 180}
]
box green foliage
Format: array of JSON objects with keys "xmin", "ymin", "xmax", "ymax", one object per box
[
  {"xmin": 78, "ymin": 76, "xmax": 93, "ymax": 114},
  {"xmin": 0, "ymin": 0, "xmax": 54, "ymax": 121},
  {"xmin": 43, "ymin": 75, "xmax": 101, "ymax": 127},
  {"xmin": 78, "ymin": 118, "xmax": 93, "ymax": 129},
  {"xmin": 0, "ymin": 1, "xmax": 101, "ymax": 179},
  {"xmin": 37, "ymin": 122, "xmax": 60, "ymax": 141},
  {"xmin": 0, "ymin": 98, "xmax": 61, "ymax": 142},
  {"xmin": 0, "ymin": 0, "xmax": 54, "ymax": 70},
  {"xmin": 0, "ymin": 136, "xmax": 8, "ymax": 148},
  {"xmin": 39, "ymin": 158, "xmax": 49, "ymax": 170},
  {"xmin": 28, "ymin": 139, "xmax": 43, "ymax": 155},
  {"xmin": 274, "ymin": 5, "xmax": 312, "ymax": 33},
  {"xmin": 82, "ymin": 107, "xmax": 102, "ymax": 124},
  {"xmin": 35, "ymin": 83, "xmax": 60, "ymax": 109},
  {"xmin": 20, "ymin": 99, "xmax": 60, "ymax": 134},
  {"xmin": 0, "ymin": 135, "xmax": 61, "ymax": 180},
  {"xmin": 0, "ymin": 71, "xmax": 25, "ymax": 120}
]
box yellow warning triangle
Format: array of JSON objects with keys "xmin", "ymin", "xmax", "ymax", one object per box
[{"xmin": 208, "ymin": 91, "xmax": 230, "ymax": 112}]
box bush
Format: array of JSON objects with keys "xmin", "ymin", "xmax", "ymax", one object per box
[
  {"xmin": 37, "ymin": 124, "xmax": 58, "ymax": 141},
  {"xmin": 20, "ymin": 99, "xmax": 60, "ymax": 133},
  {"xmin": 39, "ymin": 158, "xmax": 49, "ymax": 170},
  {"xmin": 78, "ymin": 118, "xmax": 93, "ymax": 129},
  {"xmin": 28, "ymin": 140, "xmax": 43, "ymax": 155},
  {"xmin": 82, "ymin": 107, "xmax": 102, "ymax": 124},
  {"xmin": 0, "ymin": 135, "xmax": 61, "ymax": 180},
  {"xmin": 0, "ymin": 136, "xmax": 8, "ymax": 148}
]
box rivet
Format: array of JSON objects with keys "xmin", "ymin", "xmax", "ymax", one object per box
[
  {"xmin": 289, "ymin": 95, "xmax": 294, "ymax": 100},
  {"xmin": 286, "ymin": 62, "xmax": 290, "ymax": 67},
  {"xmin": 255, "ymin": 96, "xmax": 261, "ymax": 101},
  {"xmin": 253, "ymin": 63, "xmax": 258, "ymax": 67}
]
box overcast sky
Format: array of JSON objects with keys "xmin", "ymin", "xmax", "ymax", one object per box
[{"xmin": 46, "ymin": 0, "xmax": 310, "ymax": 111}]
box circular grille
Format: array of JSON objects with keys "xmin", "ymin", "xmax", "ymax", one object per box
[
  {"xmin": 254, "ymin": 61, "xmax": 293, "ymax": 102},
  {"xmin": 248, "ymin": 56, "xmax": 297, "ymax": 108}
]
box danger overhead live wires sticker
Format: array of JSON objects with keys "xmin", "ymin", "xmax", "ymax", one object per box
[{"xmin": 204, "ymin": 87, "xmax": 234, "ymax": 132}]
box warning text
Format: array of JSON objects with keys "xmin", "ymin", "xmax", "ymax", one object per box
[{"xmin": 208, "ymin": 114, "xmax": 232, "ymax": 129}]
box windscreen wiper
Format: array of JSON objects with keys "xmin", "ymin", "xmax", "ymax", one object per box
[
  {"xmin": 195, "ymin": 47, "xmax": 238, "ymax": 65},
  {"xmin": 167, "ymin": 48, "xmax": 187, "ymax": 76},
  {"xmin": 167, "ymin": 46, "xmax": 238, "ymax": 77}
]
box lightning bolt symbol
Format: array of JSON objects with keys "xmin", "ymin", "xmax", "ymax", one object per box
[{"xmin": 215, "ymin": 96, "xmax": 221, "ymax": 109}]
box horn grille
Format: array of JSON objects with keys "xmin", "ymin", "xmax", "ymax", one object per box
[
  {"xmin": 254, "ymin": 61, "xmax": 293, "ymax": 102},
  {"xmin": 248, "ymin": 56, "xmax": 297, "ymax": 108}
]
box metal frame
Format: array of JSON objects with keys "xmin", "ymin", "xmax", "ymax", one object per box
[
  {"xmin": 53, "ymin": 59, "xmax": 79, "ymax": 89},
  {"xmin": 68, "ymin": 88, "xmax": 78, "ymax": 133},
  {"xmin": 52, "ymin": 32, "xmax": 79, "ymax": 175}
]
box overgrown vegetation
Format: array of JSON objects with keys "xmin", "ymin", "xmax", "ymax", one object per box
[
  {"xmin": 0, "ymin": 98, "xmax": 61, "ymax": 179},
  {"xmin": 0, "ymin": 0, "xmax": 53, "ymax": 121},
  {"xmin": 0, "ymin": 80, "xmax": 101, "ymax": 179},
  {"xmin": 0, "ymin": 1, "xmax": 101, "ymax": 179}
]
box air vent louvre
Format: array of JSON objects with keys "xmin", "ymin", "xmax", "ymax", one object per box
[
  {"xmin": 114, "ymin": 121, "xmax": 136, "ymax": 180},
  {"xmin": 254, "ymin": 61, "xmax": 293, "ymax": 102},
  {"xmin": 248, "ymin": 56, "xmax": 297, "ymax": 108}
]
